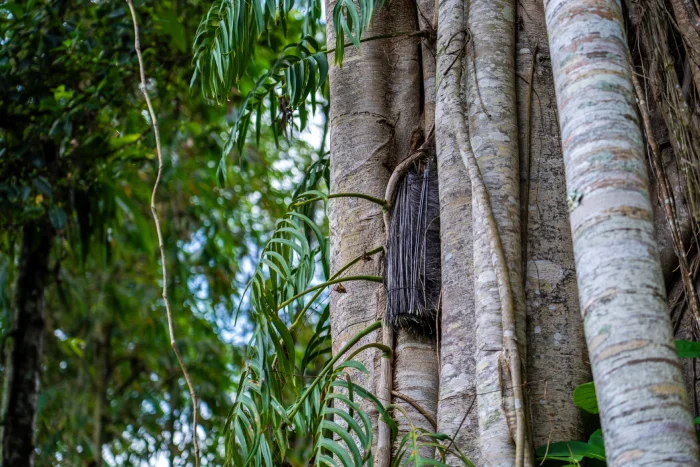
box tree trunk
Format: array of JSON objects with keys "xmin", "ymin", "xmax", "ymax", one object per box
[
  {"xmin": 326, "ymin": 0, "xmax": 394, "ymax": 453},
  {"xmin": 434, "ymin": 0, "xmax": 481, "ymax": 462},
  {"xmin": 1, "ymin": 221, "xmax": 53, "ymax": 467},
  {"xmin": 168, "ymin": 379, "xmax": 180, "ymax": 466},
  {"xmin": 515, "ymin": 0, "xmax": 590, "ymax": 447},
  {"xmin": 544, "ymin": 0, "xmax": 700, "ymax": 462},
  {"xmin": 92, "ymin": 323, "xmax": 112, "ymax": 467},
  {"xmin": 325, "ymin": 0, "xmax": 428, "ymax": 462},
  {"xmin": 466, "ymin": 0, "xmax": 532, "ymax": 462},
  {"xmin": 386, "ymin": 0, "xmax": 440, "ymax": 460}
]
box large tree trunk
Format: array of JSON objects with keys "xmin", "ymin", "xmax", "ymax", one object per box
[
  {"xmin": 1, "ymin": 221, "xmax": 53, "ymax": 467},
  {"xmin": 387, "ymin": 0, "xmax": 441, "ymax": 460},
  {"xmin": 543, "ymin": 0, "xmax": 700, "ymax": 462},
  {"xmin": 515, "ymin": 0, "xmax": 590, "ymax": 447}
]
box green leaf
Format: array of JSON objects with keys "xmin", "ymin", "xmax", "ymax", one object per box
[
  {"xmin": 676, "ymin": 339, "xmax": 700, "ymax": 358},
  {"xmin": 49, "ymin": 205, "xmax": 67, "ymax": 230},
  {"xmin": 573, "ymin": 381, "xmax": 598, "ymax": 414},
  {"xmin": 0, "ymin": 2, "xmax": 23, "ymax": 17},
  {"xmin": 157, "ymin": 10, "xmax": 187, "ymax": 53},
  {"xmin": 535, "ymin": 439, "xmax": 606, "ymax": 462},
  {"xmin": 588, "ymin": 429, "xmax": 604, "ymax": 448},
  {"xmin": 32, "ymin": 177, "xmax": 52, "ymax": 197},
  {"xmin": 108, "ymin": 133, "xmax": 142, "ymax": 149}
]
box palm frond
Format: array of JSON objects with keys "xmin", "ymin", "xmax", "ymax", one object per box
[
  {"xmin": 195, "ymin": 0, "xmax": 382, "ymax": 167},
  {"xmin": 224, "ymin": 156, "xmax": 473, "ymax": 466},
  {"xmin": 390, "ymin": 405, "xmax": 475, "ymax": 467}
]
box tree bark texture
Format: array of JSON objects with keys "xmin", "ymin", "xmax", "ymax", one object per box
[
  {"xmin": 1, "ymin": 221, "xmax": 53, "ymax": 467},
  {"xmin": 515, "ymin": 0, "xmax": 590, "ymax": 448},
  {"xmin": 386, "ymin": 1, "xmax": 440, "ymax": 461},
  {"xmin": 544, "ymin": 0, "xmax": 700, "ymax": 462},
  {"xmin": 434, "ymin": 0, "xmax": 481, "ymax": 463},
  {"xmin": 466, "ymin": 0, "xmax": 531, "ymax": 462},
  {"xmin": 325, "ymin": 0, "xmax": 436, "ymax": 463}
]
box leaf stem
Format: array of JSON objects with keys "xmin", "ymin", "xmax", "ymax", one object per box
[
  {"xmin": 287, "ymin": 320, "xmax": 383, "ymax": 419},
  {"xmin": 291, "ymin": 192, "xmax": 390, "ymax": 209},
  {"xmin": 289, "ymin": 246, "xmax": 384, "ymax": 331},
  {"xmin": 324, "ymin": 30, "xmax": 430, "ymax": 55},
  {"xmin": 276, "ymin": 275, "xmax": 383, "ymax": 312}
]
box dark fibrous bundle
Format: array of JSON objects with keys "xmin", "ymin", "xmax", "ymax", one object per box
[{"xmin": 385, "ymin": 158, "xmax": 441, "ymax": 331}]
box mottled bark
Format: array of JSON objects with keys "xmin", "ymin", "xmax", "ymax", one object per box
[
  {"xmin": 434, "ymin": 0, "xmax": 480, "ymax": 462},
  {"xmin": 1, "ymin": 221, "xmax": 53, "ymax": 467},
  {"xmin": 466, "ymin": 0, "xmax": 530, "ymax": 462},
  {"xmin": 393, "ymin": 330, "xmax": 439, "ymax": 460},
  {"xmin": 544, "ymin": 0, "xmax": 700, "ymax": 462},
  {"xmin": 515, "ymin": 0, "xmax": 590, "ymax": 448}
]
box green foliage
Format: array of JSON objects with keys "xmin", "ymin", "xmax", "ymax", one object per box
[
  {"xmin": 192, "ymin": 0, "xmax": 384, "ymax": 166},
  {"xmin": 192, "ymin": 0, "xmax": 332, "ymax": 162},
  {"xmin": 218, "ymin": 152, "xmax": 474, "ymax": 465},
  {"xmin": 573, "ymin": 382, "xmax": 598, "ymax": 415},
  {"xmin": 675, "ymin": 339, "xmax": 700, "ymax": 358},
  {"xmin": 391, "ymin": 405, "xmax": 475, "ymax": 467},
  {"xmin": 1, "ymin": 0, "xmax": 319, "ymax": 465},
  {"xmin": 217, "ymin": 40, "xmax": 329, "ymax": 176},
  {"xmin": 536, "ymin": 429, "xmax": 606, "ymax": 465},
  {"xmin": 220, "ymin": 156, "xmax": 386, "ymax": 465}
]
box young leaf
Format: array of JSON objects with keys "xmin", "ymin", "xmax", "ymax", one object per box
[{"xmin": 573, "ymin": 381, "xmax": 599, "ymax": 414}]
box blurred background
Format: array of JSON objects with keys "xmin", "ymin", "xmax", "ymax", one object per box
[{"xmin": 0, "ymin": 0, "xmax": 327, "ymax": 464}]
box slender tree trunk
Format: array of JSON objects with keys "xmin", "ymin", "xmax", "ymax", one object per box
[
  {"xmin": 544, "ymin": 0, "xmax": 700, "ymax": 462},
  {"xmin": 168, "ymin": 379, "xmax": 180, "ymax": 466},
  {"xmin": 466, "ymin": 0, "xmax": 532, "ymax": 462},
  {"xmin": 515, "ymin": 0, "xmax": 590, "ymax": 447},
  {"xmin": 92, "ymin": 323, "xmax": 112, "ymax": 467},
  {"xmin": 434, "ymin": 0, "xmax": 481, "ymax": 462},
  {"xmin": 1, "ymin": 221, "xmax": 53, "ymax": 467}
]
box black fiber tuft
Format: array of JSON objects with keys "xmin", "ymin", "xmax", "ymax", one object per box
[{"xmin": 385, "ymin": 157, "xmax": 441, "ymax": 332}]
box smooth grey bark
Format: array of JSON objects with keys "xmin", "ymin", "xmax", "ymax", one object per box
[
  {"xmin": 434, "ymin": 0, "xmax": 480, "ymax": 462},
  {"xmin": 326, "ymin": 0, "xmax": 393, "ymax": 448},
  {"xmin": 515, "ymin": 2, "xmax": 590, "ymax": 447},
  {"xmin": 544, "ymin": 0, "xmax": 700, "ymax": 462},
  {"xmin": 1, "ymin": 221, "xmax": 53, "ymax": 467}
]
